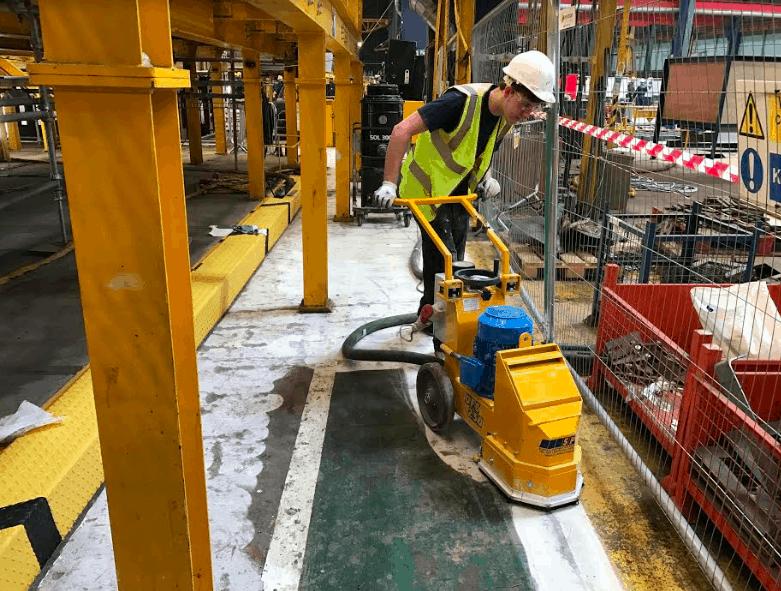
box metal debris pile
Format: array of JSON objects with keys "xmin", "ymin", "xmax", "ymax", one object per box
[
  {"xmin": 665, "ymin": 196, "xmax": 780, "ymax": 240},
  {"xmin": 603, "ymin": 332, "xmax": 686, "ymax": 420}
]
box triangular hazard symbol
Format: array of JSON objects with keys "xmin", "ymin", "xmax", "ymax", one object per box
[{"xmin": 740, "ymin": 93, "xmax": 765, "ymax": 139}]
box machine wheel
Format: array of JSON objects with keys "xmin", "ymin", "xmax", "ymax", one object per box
[
  {"xmin": 356, "ymin": 213, "xmax": 365, "ymax": 226},
  {"xmin": 416, "ymin": 363, "xmax": 455, "ymax": 432},
  {"xmin": 403, "ymin": 212, "xmax": 412, "ymax": 227}
]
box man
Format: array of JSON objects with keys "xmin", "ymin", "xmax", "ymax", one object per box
[
  {"xmin": 625, "ymin": 76, "xmax": 637, "ymax": 124},
  {"xmin": 272, "ymin": 74, "xmax": 284, "ymax": 100},
  {"xmin": 373, "ymin": 50, "xmax": 556, "ymax": 318}
]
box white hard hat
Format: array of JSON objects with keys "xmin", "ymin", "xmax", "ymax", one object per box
[{"xmin": 502, "ymin": 50, "xmax": 556, "ymax": 104}]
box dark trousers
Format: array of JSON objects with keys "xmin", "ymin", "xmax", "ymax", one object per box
[{"xmin": 418, "ymin": 203, "xmax": 470, "ymax": 315}]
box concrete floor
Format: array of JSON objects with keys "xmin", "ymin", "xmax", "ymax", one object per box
[{"xmin": 1, "ymin": 147, "xmax": 731, "ymax": 591}]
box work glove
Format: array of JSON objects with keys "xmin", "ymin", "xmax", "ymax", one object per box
[
  {"xmin": 374, "ymin": 181, "xmax": 397, "ymax": 209},
  {"xmin": 476, "ymin": 176, "xmax": 501, "ymax": 201}
]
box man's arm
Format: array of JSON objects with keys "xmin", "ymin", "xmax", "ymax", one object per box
[{"xmin": 383, "ymin": 111, "xmax": 429, "ymax": 183}]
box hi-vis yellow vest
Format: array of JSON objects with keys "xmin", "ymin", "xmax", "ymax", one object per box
[{"xmin": 399, "ymin": 83, "xmax": 512, "ymax": 221}]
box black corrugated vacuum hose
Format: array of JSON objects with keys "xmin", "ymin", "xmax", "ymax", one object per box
[{"xmin": 341, "ymin": 313, "xmax": 442, "ymax": 366}]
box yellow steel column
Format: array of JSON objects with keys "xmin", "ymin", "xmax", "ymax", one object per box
[
  {"xmin": 38, "ymin": 120, "xmax": 48, "ymax": 152},
  {"xmin": 186, "ymin": 48, "xmax": 204, "ymax": 164},
  {"xmin": 0, "ymin": 117, "xmax": 10, "ymax": 161},
  {"xmin": 30, "ymin": 1, "xmax": 212, "ymax": 589},
  {"xmin": 454, "ymin": 0, "xmax": 474, "ymax": 85},
  {"xmin": 211, "ymin": 51, "xmax": 227, "ymax": 155},
  {"xmin": 333, "ymin": 53, "xmax": 351, "ymax": 221},
  {"xmin": 2, "ymin": 109, "xmax": 20, "ymax": 151},
  {"xmin": 297, "ymin": 31, "xmax": 332, "ymax": 311},
  {"xmin": 243, "ymin": 51, "xmax": 266, "ymax": 200},
  {"xmin": 433, "ymin": 0, "xmax": 451, "ymax": 97},
  {"xmin": 578, "ymin": 0, "xmax": 618, "ymax": 204},
  {"xmin": 284, "ymin": 66, "xmax": 298, "ymax": 166}
]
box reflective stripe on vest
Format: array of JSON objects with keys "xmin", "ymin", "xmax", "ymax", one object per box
[{"xmin": 399, "ymin": 83, "xmax": 505, "ymax": 221}]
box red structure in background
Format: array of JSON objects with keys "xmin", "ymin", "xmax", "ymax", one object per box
[{"xmin": 590, "ymin": 264, "xmax": 781, "ymax": 590}]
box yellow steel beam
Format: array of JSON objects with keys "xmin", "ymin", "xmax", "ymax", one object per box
[
  {"xmin": 297, "ymin": 31, "xmax": 332, "ymax": 311},
  {"xmin": 578, "ymin": 0, "xmax": 618, "ymax": 204},
  {"xmin": 243, "ymin": 51, "xmax": 266, "ymax": 199},
  {"xmin": 242, "ymin": 0, "xmax": 359, "ymax": 57},
  {"xmin": 169, "ymin": 0, "xmax": 296, "ymax": 59},
  {"xmin": 213, "ymin": 0, "xmax": 276, "ymax": 21},
  {"xmin": 284, "ymin": 66, "xmax": 299, "ymax": 166},
  {"xmin": 333, "ymin": 53, "xmax": 351, "ymax": 221},
  {"xmin": 212, "ymin": 18, "xmax": 297, "ymax": 60},
  {"xmin": 0, "ymin": 13, "xmax": 30, "ymax": 39},
  {"xmin": 0, "ymin": 59, "xmax": 24, "ymax": 151},
  {"xmin": 30, "ymin": 1, "xmax": 212, "ymax": 590},
  {"xmin": 454, "ymin": 0, "xmax": 474, "ymax": 85},
  {"xmin": 0, "ymin": 57, "xmax": 26, "ymax": 77}
]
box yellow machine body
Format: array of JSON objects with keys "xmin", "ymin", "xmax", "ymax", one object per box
[{"xmin": 397, "ymin": 195, "xmax": 583, "ymax": 508}]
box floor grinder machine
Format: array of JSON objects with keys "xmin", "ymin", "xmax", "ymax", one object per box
[{"xmin": 343, "ymin": 195, "xmax": 583, "ymax": 509}]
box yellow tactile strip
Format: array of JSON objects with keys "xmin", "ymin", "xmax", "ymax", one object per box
[
  {"xmin": 0, "ymin": 527, "xmax": 38, "ymax": 590},
  {"xmin": 192, "ymin": 235, "xmax": 266, "ymax": 305},
  {"xmin": 0, "ymin": 177, "xmax": 301, "ymax": 590}
]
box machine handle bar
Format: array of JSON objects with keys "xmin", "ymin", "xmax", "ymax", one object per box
[{"xmin": 394, "ymin": 195, "xmax": 511, "ymax": 282}]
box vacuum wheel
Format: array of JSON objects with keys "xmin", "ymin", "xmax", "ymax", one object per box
[{"xmin": 416, "ymin": 362, "xmax": 455, "ymax": 432}]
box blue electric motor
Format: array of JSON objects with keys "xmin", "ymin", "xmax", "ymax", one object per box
[{"xmin": 459, "ymin": 306, "xmax": 534, "ymax": 399}]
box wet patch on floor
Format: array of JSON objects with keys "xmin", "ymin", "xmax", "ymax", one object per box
[{"xmin": 246, "ymin": 365, "xmax": 315, "ymax": 564}]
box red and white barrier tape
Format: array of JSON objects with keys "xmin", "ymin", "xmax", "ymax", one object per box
[{"xmin": 530, "ymin": 111, "xmax": 739, "ymax": 184}]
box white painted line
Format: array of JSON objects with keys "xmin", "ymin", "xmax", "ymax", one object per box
[
  {"xmin": 511, "ymin": 503, "xmax": 625, "ymax": 591},
  {"xmin": 261, "ymin": 366, "xmax": 336, "ymax": 591}
]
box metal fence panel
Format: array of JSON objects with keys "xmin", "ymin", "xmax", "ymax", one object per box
[{"xmin": 473, "ymin": 1, "xmax": 781, "ymax": 589}]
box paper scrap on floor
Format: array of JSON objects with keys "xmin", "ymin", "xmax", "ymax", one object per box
[{"xmin": 0, "ymin": 400, "xmax": 62, "ymax": 444}]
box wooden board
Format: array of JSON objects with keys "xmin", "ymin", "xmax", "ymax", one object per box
[{"xmin": 511, "ymin": 244, "xmax": 598, "ymax": 281}]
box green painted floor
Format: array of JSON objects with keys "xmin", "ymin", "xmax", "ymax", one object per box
[{"xmin": 300, "ymin": 369, "xmax": 534, "ymax": 591}]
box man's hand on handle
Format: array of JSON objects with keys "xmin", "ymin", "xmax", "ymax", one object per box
[
  {"xmin": 373, "ymin": 181, "xmax": 397, "ymax": 209},
  {"xmin": 476, "ymin": 177, "xmax": 501, "ymax": 201}
]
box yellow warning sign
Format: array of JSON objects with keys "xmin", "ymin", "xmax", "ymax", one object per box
[
  {"xmin": 740, "ymin": 93, "xmax": 765, "ymax": 139},
  {"xmin": 768, "ymin": 92, "xmax": 781, "ymax": 143}
]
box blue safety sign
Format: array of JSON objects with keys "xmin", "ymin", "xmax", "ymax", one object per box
[
  {"xmin": 741, "ymin": 148, "xmax": 764, "ymax": 194},
  {"xmin": 770, "ymin": 153, "xmax": 781, "ymax": 203}
]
